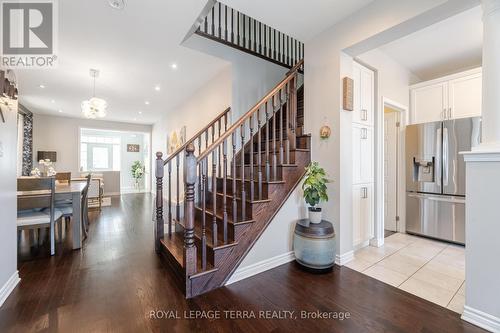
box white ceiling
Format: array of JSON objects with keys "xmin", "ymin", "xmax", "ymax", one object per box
[
  {"xmin": 219, "ymin": 0, "xmax": 375, "ymax": 41},
  {"xmin": 379, "ymin": 6, "xmax": 483, "ymax": 81},
  {"xmin": 17, "ymin": 0, "xmax": 229, "ymax": 124}
]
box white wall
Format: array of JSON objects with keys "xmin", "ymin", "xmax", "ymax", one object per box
[
  {"xmin": 304, "ymin": 0, "xmax": 474, "ymax": 262},
  {"xmin": 33, "ymin": 114, "xmax": 151, "ymax": 194},
  {"xmin": 0, "ymin": 101, "xmax": 20, "ymax": 306}
]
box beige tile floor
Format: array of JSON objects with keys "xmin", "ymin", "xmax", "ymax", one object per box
[{"xmin": 346, "ymin": 233, "xmax": 465, "ymax": 313}]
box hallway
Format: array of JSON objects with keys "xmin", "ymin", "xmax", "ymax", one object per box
[{"xmin": 0, "ymin": 194, "xmax": 484, "ymax": 332}]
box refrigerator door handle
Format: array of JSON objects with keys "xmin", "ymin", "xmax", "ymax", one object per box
[
  {"xmin": 443, "ymin": 127, "xmax": 449, "ymax": 187},
  {"xmin": 435, "ymin": 127, "xmax": 442, "ymax": 188}
]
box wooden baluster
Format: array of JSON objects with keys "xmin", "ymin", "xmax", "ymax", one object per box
[
  {"xmin": 257, "ymin": 108, "xmax": 263, "ymax": 200},
  {"xmin": 278, "ymin": 31, "xmax": 281, "ymax": 63},
  {"xmin": 294, "ymin": 40, "xmax": 298, "ymax": 65},
  {"xmin": 176, "ymin": 154, "xmax": 180, "ymax": 224},
  {"xmin": 272, "ymin": 95, "xmax": 277, "ymax": 180},
  {"xmin": 240, "ymin": 124, "xmax": 246, "ymax": 221},
  {"xmin": 249, "ymin": 115, "xmax": 254, "ymax": 201},
  {"xmin": 211, "ymin": 6, "xmax": 215, "ymax": 36},
  {"xmin": 212, "ymin": 124, "xmax": 215, "ymax": 144},
  {"xmin": 222, "ymin": 138, "xmax": 228, "ymax": 244},
  {"xmin": 224, "ymin": 4, "xmax": 227, "ymax": 41},
  {"xmin": 232, "ymin": 132, "xmax": 237, "ymax": 224},
  {"xmin": 242, "ymin": 14, "xmax": 246, "ymax": 48},
  {"xmin": 218, "ymin": 2, "xmax": 221, "ymax": 38},
  {"xmin": 204, "ymin": 13, "xmax": 207, "ymax": 33},
  {"xmin": 285, "ymin": 83, "xmax": 291, "ymax": 165},
  {"xmin": 231, "ymin": 8, "xmax": 234, "ymax": 43},
  {"xmin": 212, "ymin": 150, "xmax": 217, "ymax": 246},
  {"xmin": 253, "ymin": 19, "xmax": 257, "ymax": 51},
  {"xmin": 264, "ymin": 25, "xmax": 267, "ymax": 57},
  {"xmin": 224, "ymin": 112, "xmax": 228, "ymax": 131},
  {"xmin": 265, "ymin": 101, "xmax": 270, "ymax": 181},
  {"xmin": 273, "ymin": 29, "xmax": 276, "ymax": 60},
  {"xmin": 198, "ymin": 137, "xmax": 202, "ymax": 200},
  {"xmin": 205, "ymin": 128, "xmax": 209, "ymax": 149},
  {"xmin": 237, "ymin": 12, "xmax": 240, "ymax": 46},
  {"xmin": 184, "ymin": 144, "xmax": 197, "ymax": 283},
  {"xmin": 290, "ymin": 75, "xmax": 297, "ymax": 151},
  {"xmin": 258, "ymin": 22, "xmax": 262, "ymax": 54},
  {"xmin": 279, "ymin": 89, "xmax": 284, "ymax": 165},
  {"xmin": 282, "ymin": 33, "xmax": 285, "ymax": 64},
  {"xmin": 168, "ymin": 160, "xmax": 172, "ymax": 236},
  {"xmin": 218, "ymin": 119, "xmax": 222, "ymax": 177},
  {"xmin": 155, "ymin": 152, "xmax": 164, "ymax": 253},
  {"xmin": 287, "ymin": 35, "xmax": 290, "ymax": 66},
  {"xmin": 201, "ymin": 158, "xmax": 207, "ymax": 270}
]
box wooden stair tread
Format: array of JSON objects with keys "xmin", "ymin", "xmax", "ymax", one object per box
[
  {"xmin": 194, "ymin": 206, "xmax": 255, "ymax": 226},
  {"xmin": 223, "ymin": 176, "xmax": 285, "ymax": 184}
]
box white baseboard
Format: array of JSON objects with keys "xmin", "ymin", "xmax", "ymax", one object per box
[
  {"xmin": 0, "ymin": 271, "xmax": 20, "ymax": 308},
  {"xmin": 335, "ymin": 250, "xmax": 354, "ymax": 266},
  {"xmin": 462, "ymin": 305, "xmax": 500, "ymax": 332},
  {"xmin": 226, "ymin": 251, "xmax": 295, "ymax": 285},
  {"xmin": 370, "ymin": 237, "xmax": 384, "ymax": 248}
]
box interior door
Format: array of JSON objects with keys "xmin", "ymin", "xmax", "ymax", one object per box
[
  {"xmin": 384, "ymin": 111, "xmax": 398, "ymax": 231},
  {"xmin": 449, "ymin": 73, "xmax": 482, "ymax": 119}
]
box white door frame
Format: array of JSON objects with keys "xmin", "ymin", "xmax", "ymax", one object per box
[{"xmin": 372, "ymin": 97, "xmax": 408, "ymax": 247}]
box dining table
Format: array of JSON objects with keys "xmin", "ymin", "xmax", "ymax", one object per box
[{"xmin": 17, "ymin": 180, "xmax": 87, "ymax": 250}]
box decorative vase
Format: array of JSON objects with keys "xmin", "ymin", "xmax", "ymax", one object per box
[
  {"xmin": 294, "ymin": 219, "xmax": 336, "ymax": 270},
  {"xmin": 308, "ymin": 207, "xmax": 322, "ymax": 224}
]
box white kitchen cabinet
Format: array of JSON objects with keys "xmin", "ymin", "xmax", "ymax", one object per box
[
  {"xmin": 352, "ymin": 62, "xmax": 374, "ymax": 126},
  {"xmin": 352, "ymin": 123, "xmax": 374, "ymax": 185},
  {"xmin": 353, "ymin": 183, "xmax": 374, "ymax": 247},
  {"xmin": 410, "ymin": 82, "xmax": 448, "ymax": 124},
  {"xmin": 410, "ymin": 68, "xmax": 482, "ymax": 124},
  {"xmin": 448, "ymin": 72, "xmax": 482, "ymax": 119}
]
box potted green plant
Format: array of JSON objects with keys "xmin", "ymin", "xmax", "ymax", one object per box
[
  {"xmin": 302, "ymin": 162, "xmax": 330, "ymax": 224},
  {"xmin": 131, "ymin": 161, "xmax": 145, "ymax": 190}
]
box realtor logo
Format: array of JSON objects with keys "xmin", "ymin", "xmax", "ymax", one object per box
[{"xmin": 1, "ymin": 0, "xmax": 58, "ymax": 68}]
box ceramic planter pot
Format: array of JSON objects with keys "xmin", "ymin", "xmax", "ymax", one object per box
[
  {"xmin": 308, "ymin": 207, "xmax": 322, "ymax": 224},
  {"xmin": 294, "ymin": 219, "xmax": 336, "ymax": 270}
]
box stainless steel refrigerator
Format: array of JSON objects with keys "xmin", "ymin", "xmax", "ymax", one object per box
[{"xmin": 405, "ymin": 117, "xmax": 481, "ymax": 244}]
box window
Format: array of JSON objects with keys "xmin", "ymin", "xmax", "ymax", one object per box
[{"xmin": 80, "ymin": 132, "xmax": 121, "ymax": 171}]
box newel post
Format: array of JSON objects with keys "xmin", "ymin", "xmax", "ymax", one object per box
[
  {"xmin": 155, "ymin": 152, "xmax": 164, "ymax": 253},
  {"xmin": 184, "ymin": 144, "xmax": 197, "ymax": 279}
]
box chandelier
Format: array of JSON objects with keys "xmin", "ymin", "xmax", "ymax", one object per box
[{"xmin": 81, "ymin": 69, "xmax": 107, "ymax": 119}]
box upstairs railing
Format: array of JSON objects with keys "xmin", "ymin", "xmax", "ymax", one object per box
[
  {"xmin": 155, "ymin": 60, "xmax": 304, "ymax": 278},
  {"xmin": 196, "ymin": 1, "xmax": 304, "ymax": 69},
  {"xmin": 154, "ymin": 107, "xmax": 231, "ymax": 253}
]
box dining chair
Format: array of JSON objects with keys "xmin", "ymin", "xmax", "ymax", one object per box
[
  {"xmin": 57, "ymin": 174, "xmax": 91, "ymax": 239},
  {"xmin": 17, "ymin": 177, "xmax": 63, "ymax": 256},
  {"xmin": 55, "ymin": 172, "xmax": 71, "ymax": 184}
]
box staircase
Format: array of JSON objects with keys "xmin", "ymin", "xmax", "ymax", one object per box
[{"xmin": 154, "ymin": 60, "xmax": 309, "ymax": 298}]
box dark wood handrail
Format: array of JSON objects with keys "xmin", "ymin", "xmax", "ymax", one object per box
[
  {"xmin": 163, "ymin": 107, "xmax": 231, "ymax": 165},
  {"xmin": 197, "ymin": 59, "xmax": 303, "ymax": 162}
]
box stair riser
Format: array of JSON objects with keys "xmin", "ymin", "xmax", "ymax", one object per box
[
  {"xmin": 235, "ymin": 165, "xmax": 284, "ymax": 182},
  {"xmin": 216, "ymin": 178, "xmax": 270, "ymax": 200},
  {"xmin": 244, "ymin": 151, "xmax": 297, "ymax": 165},
  {"xmin": 207, "ymin": 192, "xmax": 254, "ymax": 219}
]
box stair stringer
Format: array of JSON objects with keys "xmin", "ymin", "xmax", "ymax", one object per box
[{"xmin": 187, "ymin": 150, "xmax": 310, "ymax": 297}]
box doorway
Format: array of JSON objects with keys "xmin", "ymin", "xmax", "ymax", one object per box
[{"xmin": 384, "ymin": 106, "xmax": 399, "ymax": 233}]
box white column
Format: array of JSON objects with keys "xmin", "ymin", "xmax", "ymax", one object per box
[
  {"xmin": 461, "ymin": 1, "xmax": 500, "ymax": 331},
  {"xmin": 476, "ymin": 0, "xmax": 500, "ymax": 150}
]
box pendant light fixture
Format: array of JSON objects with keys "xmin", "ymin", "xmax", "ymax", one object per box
[{"xmin": 81, "ymin": 69, "xmax": 107, "ymax": 119}]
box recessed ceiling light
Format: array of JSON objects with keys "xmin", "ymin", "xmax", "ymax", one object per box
[
  {"xmin": 133, "ymin": 118, "xmax": 137, "ymax": 121},
  {"xmin": 108, "ymin": 0, "xmax": 125, "ymax": 10},
  {"xmin": 51, "ymin": 99, "xmax": 55, "ymax": 103},
  {"xmin": 171, "ymin": 63, "xmax": 177, "ymax": 70},
  {"xmin": 58, "ymin": 110, "xmax": 63, "ymax": 113},
  {"xmin": 138, "ymin": 111, "xmax": 142, "ymax": 114},
  {"xmin": 144, "ymin": 101, "xmax": 150, "ymax": 105},
  {"xmin": 39, "ymin": 84, "xmax": 46, "ymax": 89},
  {"xmin": 154, "ymin": 85, "xmax": 161, "ymax": 91}
]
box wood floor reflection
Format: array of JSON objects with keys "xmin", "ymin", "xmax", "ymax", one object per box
[{"xmin": 0, "ymin": 194, "xmax": 484, "ymax": 332}]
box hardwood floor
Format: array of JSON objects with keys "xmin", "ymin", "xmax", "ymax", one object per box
[{"xmin": 0, "ymin": 194, "xmax": 484, "ymax": 332}]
